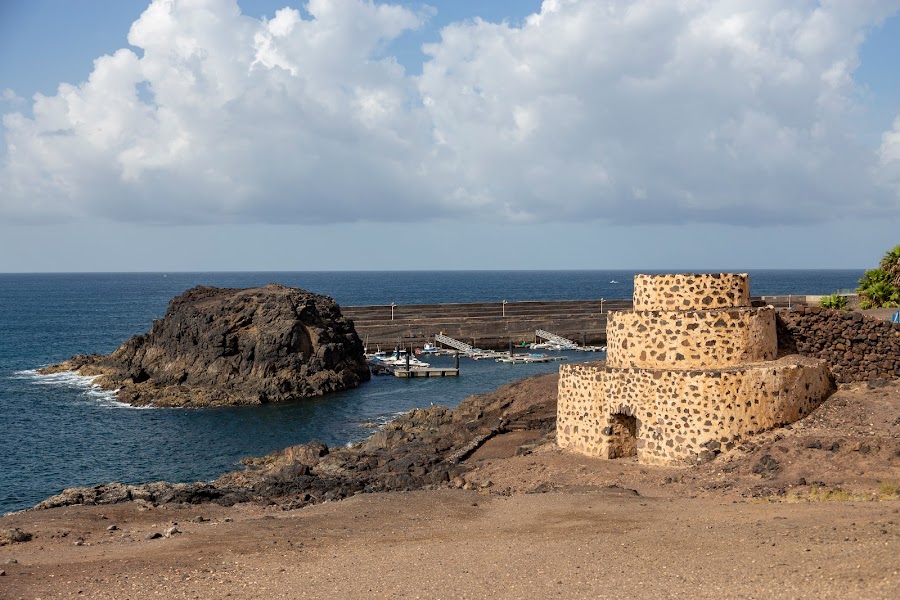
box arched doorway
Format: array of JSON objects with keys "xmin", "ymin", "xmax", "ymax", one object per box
[{"xmin": 607, "ymin": 413, "xmax": 638, "ymax": 459}]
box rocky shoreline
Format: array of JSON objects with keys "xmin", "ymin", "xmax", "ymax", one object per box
[{"xmin": 29, "ymin": 372, "xmax": 561, "ymax": 512}]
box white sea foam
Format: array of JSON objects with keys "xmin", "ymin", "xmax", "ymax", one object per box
[
  {"xmin": 14, "ymin": 369, "xmax": 153, "ymax": 409},
  {"xmin": 369, "ymin": 410, "xmax": 410, "ymax": 428}
]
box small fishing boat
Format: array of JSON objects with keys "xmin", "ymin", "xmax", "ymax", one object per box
[
  {"xmin": 528, "ymin": 341, "xmax": 555, "ymax": 350},
  {"xmin": 415, "ymin": 343, "xmax": 440, "ymax": 355},
  {"xmin": 375, "ymin": 349, "xmax": 431, "ymax": 368}
]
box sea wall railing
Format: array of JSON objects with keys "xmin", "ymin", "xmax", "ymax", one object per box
[{"xmin": 343, "ymin": 296, "xmax": 819, "ymax": 351}]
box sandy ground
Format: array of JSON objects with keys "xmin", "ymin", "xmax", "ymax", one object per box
[{"xmin": 2, "ymin": 378, "xmax": 900, "ymax": 599}]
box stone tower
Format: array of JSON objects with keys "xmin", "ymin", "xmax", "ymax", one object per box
[{"xmin": 557, "ymin": 273, "xmax": 832, "ymax": 465}]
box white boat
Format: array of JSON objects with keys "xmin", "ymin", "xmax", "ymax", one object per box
[
  {"xmin": 415, "ymin": 343, "xmax": 439, "ymax": 355},
  {"xmin": 609, "ymin": 280, "xmax": 619, "ymax": 284},
  {"xmin": 376, "ymin": 350, "xmax": 431, "ymax": 368},
  {"xmin": 528, "ymin": 341, "xmax": 575, "ymax": 351},
  {"xmin": 529, "ymin": 341, "xmax": 555, "ymax": 350}
]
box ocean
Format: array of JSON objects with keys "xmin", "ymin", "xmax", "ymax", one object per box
[{"xmin": 0, "ymin": 270, "xmax": 862, "ymax": 513}]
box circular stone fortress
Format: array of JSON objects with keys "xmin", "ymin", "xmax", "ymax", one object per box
[{"xmin": 557, "ymin": 273, "xmax": 833, "ymax": 465}]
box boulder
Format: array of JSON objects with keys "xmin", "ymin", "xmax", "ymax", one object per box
[
  {"xmin": 41, "ymin": 284, "xmax": 370, "ymax": 407},
  {"xmin": 0, "ymin": 528, "xmax": 32, "ymax": 546}
]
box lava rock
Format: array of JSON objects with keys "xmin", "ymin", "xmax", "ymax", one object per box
[
  {"xmin": 30, "ymin": 372, "xmax": 562, "ymax": 514},
  {"xmin": 40, "ymin": 284, "xmax": 370, "ymax": 407},
  {"xmin": 752, "ymin": 454, "xmax": 781, "ymax": 477},
  {"xmin": 776, "ymin": 310, "xmax": 900, "ymax": 384}
]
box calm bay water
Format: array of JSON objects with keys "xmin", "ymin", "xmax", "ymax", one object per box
[{"xmin": 0, "ymin": 270, "xmax": 862, "ymax": 513}]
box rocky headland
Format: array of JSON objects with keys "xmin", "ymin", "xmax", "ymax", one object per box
[{"xmin": 39, "ymin": 284, "xmax": 370, "ymax": 407}]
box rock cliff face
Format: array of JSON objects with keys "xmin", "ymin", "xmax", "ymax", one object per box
[{"xmin": 42, "ymin": 284, "xmax": 370, "ymax": 407}]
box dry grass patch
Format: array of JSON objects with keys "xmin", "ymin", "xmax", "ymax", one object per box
[{"xmin": 786, "ymin": 481, "xmax": 900, "ymax": 503}]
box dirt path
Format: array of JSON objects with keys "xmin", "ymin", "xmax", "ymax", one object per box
[{"xmin": 1, "ymin": 488, "xmax": 898, "ymax": 599}]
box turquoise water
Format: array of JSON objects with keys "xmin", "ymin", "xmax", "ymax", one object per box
[{"xmin": 0, "ymin": 270, "xmax": 862, "ymax": 513}]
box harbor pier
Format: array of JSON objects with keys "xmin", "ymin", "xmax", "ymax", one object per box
[{"xmin": 343, "ymin": 296, "xmax": 816, "ymax": 351}]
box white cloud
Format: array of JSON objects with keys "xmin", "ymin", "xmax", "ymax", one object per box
[
  {"xmin": 879, "ymin": 115, "xmax": 900, "ymax": 196},
  {"xmin": 1, "ymin": 89, "xmax": 24, "ymax": 104},
  {"xmin": 1, "ymin": 0, "xmax": 899, "ymax": 227}
]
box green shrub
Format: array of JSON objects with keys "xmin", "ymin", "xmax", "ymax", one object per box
[{"xmin": 819, "ymin": 293, "xmax": 848, "ymax": 310}]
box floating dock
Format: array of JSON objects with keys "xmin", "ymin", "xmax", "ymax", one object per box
[
  {"xmin": 495, "ymin": 354, "xmax": 568, "ymax": 364},
  {"xmin": 393, "ymin": 367, "xmax": 459, "ymax": 378},
  {"xmin": 368, "ymin": 349, "xmax": 461, "ymax": 378}
]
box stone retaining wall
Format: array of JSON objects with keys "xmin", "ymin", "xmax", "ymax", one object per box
[
  {"xmin": 607, "ymin": 307, "xmax": 776, "ymax": 369},
  {"xmin": 777, "ymin": 307, "xmax": 900, "ymax": 383}
]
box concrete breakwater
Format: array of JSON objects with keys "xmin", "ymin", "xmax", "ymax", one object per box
[{"xmin": 343, "ymin": 295, "xmax": 816, "ymax": 351}]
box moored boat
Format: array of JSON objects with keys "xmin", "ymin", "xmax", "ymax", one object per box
[{"xmin": 372, "ymin": 349, "xmax": 431, "ymax": 368}]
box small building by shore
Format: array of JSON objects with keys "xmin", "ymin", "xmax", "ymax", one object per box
[{"xmin": 557, "ymin": 273, "xmax": 833, "ymax": 465}]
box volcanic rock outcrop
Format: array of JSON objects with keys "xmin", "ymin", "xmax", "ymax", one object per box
[
  {"xmin": 42, "ymin": 284, "xmax": 370, "ymax": 407},
  {"xmin": 31, "ymin": 373, "xmax": 560, "ymax": 510}
]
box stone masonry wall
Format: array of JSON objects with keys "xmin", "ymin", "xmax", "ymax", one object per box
[
  {"xmin": 606, "ymin": 307, "xmax": 776, "ymax": 370},
  {"xmin": 558, "ymin": 272, "xmax": 833, "ymax": 466},
  {"xmin": 557, "ymin": 363, "xmax": 603, "ymax": 456},
  {"xmin": 558, "ymin": 357, "xmax": 831, "ymax": 465},
  {"xmin": 633, "ymin": 273, "xmax": 750, "ymax": 312},
  {"xmin": 777, "ymin": 307, "xmax": 900, "ymax": 383}
]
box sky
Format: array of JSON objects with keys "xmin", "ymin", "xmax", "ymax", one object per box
[{"xmin": 1, "ymin": 0, "xmax": 900, "ymax": 272}]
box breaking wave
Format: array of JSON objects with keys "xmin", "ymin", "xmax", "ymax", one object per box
[{"xmin": 12, "ymin": 369, "xmax": 152, "ymax": 409}]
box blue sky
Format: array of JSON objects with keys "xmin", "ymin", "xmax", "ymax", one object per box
[
  {"xmin": 0, "ymin": 1, "xmax": 545, "ymax": 95},
  {"xmin": 1, "ymin": 0, "xmax": 899, "ymax": 272}
]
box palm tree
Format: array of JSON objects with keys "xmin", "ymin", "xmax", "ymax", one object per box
[
  {"xmin": 879, "ymin": 245, "xmax": 900, "ymax": 287},
  {"xmin": 863, "ymin": 281, "xmax": 897, "ymax": 307},
  {"xmin": 857, "ymin": 268, "xmax": 897, "ymax": 308},
  {"xmin": 859, "ymin": 268, "xmax": 891, "ymax": 287}
]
